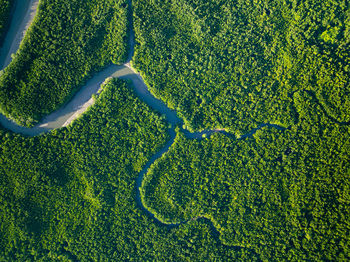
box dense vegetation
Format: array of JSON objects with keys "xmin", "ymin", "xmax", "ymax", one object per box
[
  {"xmin": 0, "ymin": 0, "xmax": 13, "ymax": 45},
  {"xmin": 141, "ymin": 97, "xmax": 350, "ymax": 261},
  {"xmin": 133, "ymin": 0, "xmax": 349, "ymax": 133},
  {"xmin": 0, "ymin": 79, "xmax": 258, "ymax": 261},
  {"xmin": 0, "ymin": 0, "xmax": 348, "ymax": 260},
  {"xmin": 0, "ymin": 0, "xmax": 128, "ymax": 126}
]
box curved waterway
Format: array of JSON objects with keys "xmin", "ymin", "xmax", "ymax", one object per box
[
  {"xmin": 0, "ymin": 1, "xmax": 286, "ymax": 229},
  {"xmin": 0, "ymin": 63, "xmax": 183, "ymax": 136}
]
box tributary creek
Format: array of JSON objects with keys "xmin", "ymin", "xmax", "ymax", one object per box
[{"xmin": 0, "ymin": 1, "xmax": 285, "ymax": 228}]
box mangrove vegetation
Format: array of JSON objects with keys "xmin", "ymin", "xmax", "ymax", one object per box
[
  {"xmin": 0, "ymin": 0, "xmax": 349, "ymax": 260},
  {"xmin": 0, "ymin": 0, "xmax": 129, "ymax": 126}
]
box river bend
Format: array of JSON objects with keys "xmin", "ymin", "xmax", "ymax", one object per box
[{"xmin": 0, "ymin": 1, "xmax": 286, "ymax": 228}]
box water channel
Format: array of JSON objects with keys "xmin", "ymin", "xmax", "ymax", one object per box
[{"xmin": 0, "ymin": 1, "xmax": 286, "ymax": 227}]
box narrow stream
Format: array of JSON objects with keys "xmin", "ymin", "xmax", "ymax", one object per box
[{"xmin": 0, "ymin": 0, "xmax": 287, "ymax": 229}]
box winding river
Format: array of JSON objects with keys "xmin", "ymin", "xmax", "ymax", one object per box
[{"xmin": 0, "ymin": 1, "xmax": 286, "ymax": 227}]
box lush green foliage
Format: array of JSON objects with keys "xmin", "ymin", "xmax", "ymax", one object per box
[
  {"xmin": 0, "ymin": 79, "xmax": 258, "ymax": 261},
  {"xmin": 141, "ymin": 97, "xmax": 350, "ymax": 261},
  {"xmin": 0, "ymin": 0, "xmax": 13, "ymax": 44},
  {"xmin": 133, "ymin": 0, "xmax": 349, "ymax": 133},
  {"xmin": 0, "ymin": 0, "xmax": 128, "ymax": 126},
  {"xmin": 1, "ymin": 0, "xmax": 349, "ymax": 260}
]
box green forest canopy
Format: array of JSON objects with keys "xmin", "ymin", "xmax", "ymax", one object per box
[
  {"xmin": 133, "ymin": 0, "xmax": 349, "ymax": 133},
  {"xmin": 0, "ymin": 0, "xmax": 129, "ymax": 126},
  {"xmin": 141, "ymin": 102, "xmax": 350, "ymax": 260},
  {"xmin": 0, "ymin": 0, "xmax": 349, "ymax": 261},
  {"xmin": 1, "ymin": 79, "xmax": 253, "ymax": 261}
]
